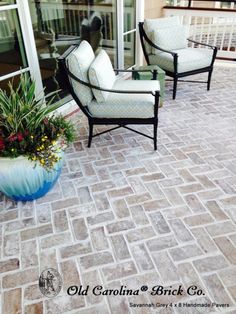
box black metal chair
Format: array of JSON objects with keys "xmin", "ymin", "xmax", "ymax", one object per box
[
  {"xmin": 139, "ymin": 18, "xmax": 218, "ymax": 99},
  {"xmin": 59, "ymin": 41, "xmax": 160, "ymax": 149}
]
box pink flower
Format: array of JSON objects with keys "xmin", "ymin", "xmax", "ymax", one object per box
[
  {"xmin": 8, "ymin": 134, "xmax": 18, "ymax": 142},
  {"xmin": 17, "ymin": 133, "xmax": 24, "ymax": 142},
  {"xmin": 43, "ymin": 118, "xmax": 49, "ymax": 125},
  {"xmin": 0, "ymin": 138, "xmax": 5, "ymax": 151}
]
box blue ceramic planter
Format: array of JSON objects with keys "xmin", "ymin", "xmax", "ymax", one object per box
[{"xmin": 0, "ymin": 153, "xmax": 64, "ymax": 201}]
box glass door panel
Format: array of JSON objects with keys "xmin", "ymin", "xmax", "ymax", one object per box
[
  {"xmin": 0, "ymin": 7, "xmax": 28, "ymax": 89},
  {"xmin": 29, "ymin": 0, "xmax": 117, "ymax": 99},
  {"xmin": 123, "ymin": 0, "xmax": 136, "ymax": 68},
  {"xmin": 124, "ymin": 0, "xmax": 135, "ymax": 32},
  {"xmin": 124, "ymin": 31, "xmax": 135, "ymax": 68},
  {"xmin": 89, "ymin": 0, "xmax": 117, "ymax": 66}
]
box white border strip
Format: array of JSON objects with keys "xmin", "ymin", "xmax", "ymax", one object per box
[
  {"xmin": 123, "ymin": 29, "xmax": 136, "ymax": 36},
  {"xmin": 0, "ymin": 67, "xmax": 29, "ymax": 82}
]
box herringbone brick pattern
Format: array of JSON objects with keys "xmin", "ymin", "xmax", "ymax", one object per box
[{"xmin": 1, "ymin": 65, "xmax": 236, "ymax": 313}]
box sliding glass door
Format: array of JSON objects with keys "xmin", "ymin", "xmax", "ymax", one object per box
[
  {"xmin": 28, "ymin": 0, "xmax": 119, "ymax": 99},
  {"xmin": 0, "ymin": 0, "xmax": 141, "ymax": 101}
]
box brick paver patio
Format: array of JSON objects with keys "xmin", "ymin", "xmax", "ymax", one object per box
[{"xmin": 1, "ymin": 65, "xmax": 236, "ymax": 313}]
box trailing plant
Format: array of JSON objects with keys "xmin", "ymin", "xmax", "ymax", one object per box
[{"xmin": 0, "ymin": 73, "xmax": 75, "ymax": 170}]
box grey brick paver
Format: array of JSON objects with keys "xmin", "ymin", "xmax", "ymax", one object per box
[{"xmin": 1, "ymin": 66, "xmax": 236, "ymax": 312}]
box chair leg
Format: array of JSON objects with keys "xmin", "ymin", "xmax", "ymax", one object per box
[
  {"xmin": 173, "ymin": 77, "xmax": 178, "ymax": 99},
  {"xmin": 207, "ymin": 70, "xmax": 213, "ymax": 91},
  {"xmin": 153, "ymin": 120, "xmax": 158, "ymax": 150},
  {"xmin": 88, "ymin": 121, "xmax": 93, "ymax": 148}
]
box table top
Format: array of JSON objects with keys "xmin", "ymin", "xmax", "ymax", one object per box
[{"xmin": 134, "ymin": 64, "xmax": 165, "ymax": 74}]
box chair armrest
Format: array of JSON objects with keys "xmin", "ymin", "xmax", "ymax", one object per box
[
  {"xmin": 66, "ymin": 68, "xmax": 157, "ymax": 96},
  {"xmin": 187, "ymin": 38, "xmax": 217, "ymax": 50}
]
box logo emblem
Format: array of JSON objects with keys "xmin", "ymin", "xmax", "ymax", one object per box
[{"xmin": 39, "ymin": 268, "xmax": 62, "ymax": 298}]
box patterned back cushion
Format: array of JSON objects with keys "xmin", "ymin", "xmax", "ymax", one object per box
[
  {"xmin": 152, "ymin": 25, "xmax": 188, "ymax": 53},
  {"xmin": 67, "ymin": 40, "xmax": 95, "ymax": 106},
  {"xmin": 89, "ymin": 50, "xmax": 116, "ymax": 103},
  {"xmin": 143, "ymin": 16, "xmax": 181, "ymax": 55}
]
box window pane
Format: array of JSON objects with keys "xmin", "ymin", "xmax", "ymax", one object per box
[
  {"xmin": 221, "ymin": 1, "xmax": 234, "ymax": 8},
  {"xmin": 29, "ymin": 0, "xmax": 117, "ymax": 99},
  {"xmin": 124, "ymin": 0, "xmax": 135, "ymax": 32},
  {"xmin": 124, "ymin": 32, "xmax": 135, "ymax": 69},
  {"xmin": 0, "ymin": 9, "xmax": 28, "ymax": 77},
  {"xmin": 89, "ymin": 0, "xmax": 117, "ymax": 67}
]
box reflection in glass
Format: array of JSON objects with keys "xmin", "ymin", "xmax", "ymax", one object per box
[
  {"xmin": 0, "ymin": 9, "xmax": 27, "ymax": 77},
  {"xmin": 124, "ymin": 0, "xmax": 136, "ymax": 69},
  {"xmin": 220, "ymin": 1, "xmax": 235, "ymax": 8},
  {"xmin": 124, "ymin": 32, "xmax": 135, "ymax": 69},
  {"xmin": 124, "ymin": 0, "xmax": 135, "ymax": 33},
  {"xmin": 29, "ymin": 0, "xmax": 117, "ymax": 98},
  {"xmin": 0, "ymin": 1, "xmax": 16, "ymax": 6}
]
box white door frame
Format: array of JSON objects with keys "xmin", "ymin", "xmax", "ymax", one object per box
[
  {"xmin": 136, "ymin": 0, "xmax": 144, "ymax": 66},
  {"xmin": 17, "ymin": 0, "xmax": 43, "ymax": 95},
  {"xmin": 117, "ymin": 0, "xmax": 124, "ymax": 69}
]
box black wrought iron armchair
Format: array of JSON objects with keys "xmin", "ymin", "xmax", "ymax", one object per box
[
  {"xmin": 59, "ymin": 41, "xmax": 160, "ymax": 149},
  {"xmin": 139, "ymin": 18, "xmax": 218, "ymax": 99}
]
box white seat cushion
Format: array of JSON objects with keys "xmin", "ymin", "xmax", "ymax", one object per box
[
  {"xmin": 149, "ymin": 48, "xmax": 213, "ymax": 73},
  {"xmin": 88, "ymin": 79, "xmax": 160, "ymax": 119},
  {"xmin": 151, "ymin": 25, "xmax": 188, "ymax": 53},
  {"xmin": 144, "ymin": 16, "xmax": 180, "ymax": 54},
  {"xmin": 66, "ymin": 40, "xmax": 95, "ymax": 106},
  {"xmin": 89, "ymin": 50, "xmax": 116, "ymax": 102}
]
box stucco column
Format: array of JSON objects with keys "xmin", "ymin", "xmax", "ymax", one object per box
[{"xmin": 144, "ymin": 0, "xmax": 166, "ymax": 19}]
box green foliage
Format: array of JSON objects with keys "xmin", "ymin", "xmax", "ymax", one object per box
[
  {"xmin": 48, "ymin": 115, "xmax": 75, "ymax": 144},
  {"xmin": 0, "ymin": 73, "xmax": 76, "ymax": 170},
  {"xmin": 0, "ymin": 74, "xmax": 61, "ymax": 134}
]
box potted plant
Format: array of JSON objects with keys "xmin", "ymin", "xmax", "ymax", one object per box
[{"xmin": 0, "ymin": 74, "xmax": 75, "ymax": 201}]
